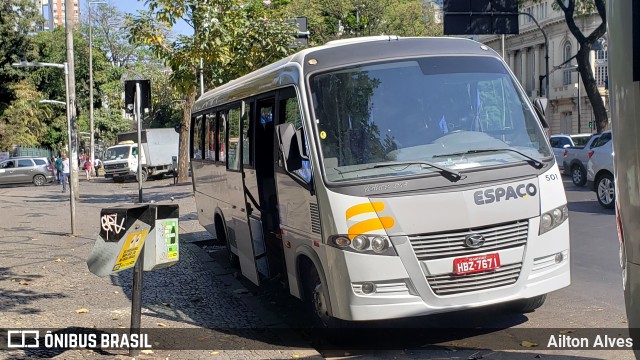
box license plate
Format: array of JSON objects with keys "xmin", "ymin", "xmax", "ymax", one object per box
[{"xmin": 453, "ymin": 253, "xmax": 501, "ymax": 275}]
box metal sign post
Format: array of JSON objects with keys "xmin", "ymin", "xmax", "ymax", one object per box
[
  {"xmin": 130, "ymin": 246, "xmax": 144, "ymax": 357},
  {"xmin": 136, "ymin": 82, "xmax": 143, "ymax": 204}
]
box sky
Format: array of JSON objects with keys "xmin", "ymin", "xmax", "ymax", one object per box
[{"xmin": 83, "ymin": 0, "xmax": 193, "ymax": 36}]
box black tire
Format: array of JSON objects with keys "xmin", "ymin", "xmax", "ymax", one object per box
[
  {"xmin": 136, "ymin": 170, "xmax": 148, "ymax": 182},
  {"xmin": 596, "ymin": 173, "xmax": 615, "ymax": 209},
  {"xmin": 571, "ymin": 164, "xmax": 587, "ymax": 187},
  {"xmin": 216, "ymin": 218, "xmax": 239, "ymax": 268},
  {"xmin": 33, "ymin": 174, "xmax": 46, "ymax": 186},
  {"xmin": 303, "ymin": 264, "xmax": 334, "ymax": 328},
  {"xmin": 509, "ymin": 294, "xmax": 547, "ymax": 313}
]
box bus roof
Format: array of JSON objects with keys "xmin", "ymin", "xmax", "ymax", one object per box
[{"xmin": 193, "ymin": 36, "xmax": 498, "ymax": 113}]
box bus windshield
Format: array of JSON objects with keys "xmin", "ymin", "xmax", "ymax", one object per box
[{"xmin": 310, "ymin": 56, "xmax": 551, "ymax": 183}]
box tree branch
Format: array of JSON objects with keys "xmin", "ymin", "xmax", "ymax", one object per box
[{"xmin": 555, "ymin": 0, "xmax": 586, "ymax": 44}]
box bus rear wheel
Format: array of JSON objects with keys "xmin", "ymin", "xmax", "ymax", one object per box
[
  {"xmin": 215, "ymin": 217, "xmax": 238, "ymax": 268},
  {"xmin": 508, "ymin": 294, "xmax": 547, "ymax": 313}
]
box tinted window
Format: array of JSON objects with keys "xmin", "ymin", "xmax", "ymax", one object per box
[
  {"xmin": 550, "ymin": 138, "xmax": 561, "ymax": 148},
  {"xmin": 219, "ymin": 112, "xmax": 227, "ymax": 162},
  {"xmin": 18, "ymin": 159, "xmax": 33, "ymax": 167},
  {"xmin": 571, "ymin": 135, "xmax": 591, "ymax": 147},
  {"xmin": 192, "ymin": 115, "xmax": 203, "ymax": 159},
  {"xmin": 34, "ymin": 159, "xmax": 46, "ymax": 165},
  {"xmin": 559, "ymin": 137, "xmax": 571, "ymax": 147},
  {"xmin": 205, "ymin": 113, "xmax": 217, "ymax": 161},
  {"xmin": 592, "ymin": 133, "xmax": 611, "ymax": 147},
  {"xmin": 0, "ymin": 160, "xmax": 15, "ymax": 169},
  {"xmin": 228, "ymin": 106, "xmax": 242, "ymax": 170}
]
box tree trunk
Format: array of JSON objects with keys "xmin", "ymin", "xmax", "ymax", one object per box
[
  {"xmin": 576, "ymin": 46, "xmax": 608, "ymax": 133},
  {"xmin": 177, "ymin": 90, "xmax": 195, "ymax": 183}
]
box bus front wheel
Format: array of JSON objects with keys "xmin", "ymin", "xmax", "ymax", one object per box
[
  {"xmin": 303, "ymin": 264, "xmax": 334, "ymax": 328},
  {"xmin": 508, "ymin": 294, "xmax": 547, "ymax": 313}
]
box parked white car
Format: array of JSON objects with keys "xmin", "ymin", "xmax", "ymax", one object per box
[
  {"xmin": 587, "ymin": 139, "xmax": 615, "ymax": 209},
  {"xmin": 549, "ymin": 133, "xmax": 592, "ymax": 171}
]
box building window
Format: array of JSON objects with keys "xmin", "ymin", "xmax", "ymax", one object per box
[
  {"xmin": 596, "ymin": 65, "xmax": 608, "ymax": 87},
  {"xmin": 563, "ymin": 41, "xmax": 573, "ymax": 86},
  {"xmin": 596, "ymin": 50, "xmax": 608, "ymax": 60}
]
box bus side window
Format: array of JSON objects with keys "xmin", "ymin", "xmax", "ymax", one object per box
[
  {"xmin": 228, "ymin": 106, "xmax": 242, "ymax": 170},
  {"xmin": 191, "ymin": 115, "xmax": 204, "ymax": 160},
  {"xmin": 205, "ymin": 113, "xmax": 217, "ymax": 161},
  {"xmin": 279, "ymin": 92, "xmax": 311, "ymax": 183},
  {"xmin": 242, "ymin": 101, "xmax": 252, "ymax": 167},
  {"xmin": 219, "ymin": 111, "xmax": 227, "ymax": 163}
]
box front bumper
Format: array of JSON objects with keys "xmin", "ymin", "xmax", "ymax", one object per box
[{"xmin": 326, "ymin": 219, "xmax": 570, "ymax": 321}]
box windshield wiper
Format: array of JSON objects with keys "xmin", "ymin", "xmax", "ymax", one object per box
[
  {"xmin": 373, "ymin": 161, "xmax": 463, "ymax": 182},
  {"xmin": 432, "ymin": 148, "xmax": 545, "ymax": 169}
]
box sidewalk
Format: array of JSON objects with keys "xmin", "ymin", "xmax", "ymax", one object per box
[{"xmin": 0, "ymin": 177, "xmax": 322, "ymax": 359}]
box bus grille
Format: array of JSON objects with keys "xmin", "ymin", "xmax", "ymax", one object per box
[
  {"xmin": 309, "ymin": 203, "xmax": 321, "ymax": 234},
  {"xmin": 408, "ymin": 220, "xmax": 528, "ymax": 261},
  {"xmin": 426, "ymin": 262, "xmax": 522, "ymax": 295}
]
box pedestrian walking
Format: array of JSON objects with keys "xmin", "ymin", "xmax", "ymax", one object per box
[
  {"xmin": 61, "ymin": 154, "xmax": 70, "ymax": 192},
  {"xmin": 55, "ymin": 155, "xmax": 63, "ymax": 184},
  {"xmin": 83, "ymin": 159, "xmax": 92, "ymax": 180},
  {"xmin": 94, "ymin": 158, "xmax": 102, "ymax": 177},
  {"xmin": 50, "ymin": 156, "xmax": 57, "ymax": 180}
]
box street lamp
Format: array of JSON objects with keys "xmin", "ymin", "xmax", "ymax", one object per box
[
  {"xmin": 89, "ymin": 1, "xmax": 106, "ymax": 177},
  {"xmin": 13, "ymin": 60, "xmax": 77, "ymax": 236}
]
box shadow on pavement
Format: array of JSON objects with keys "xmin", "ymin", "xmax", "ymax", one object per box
[{"xmin": 0, "ymin": 266, "xmax": 66, "ymax": 315}]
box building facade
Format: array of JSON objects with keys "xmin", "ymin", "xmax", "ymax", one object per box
[
  {"xmin": 479, "ymin": 1, "xmax": 608, "ymax": 135},
  {"xmin": 34, "ymin": 0, "xmax": 80, "ymax": 30}
]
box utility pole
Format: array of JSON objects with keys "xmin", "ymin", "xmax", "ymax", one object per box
[
  {"xmin": 89, "ymin": 1, "xmax": 106, "ymax": 177},
  {"xmin": 65, "ymin": 0, "xmax": 79, "ymax": 200}
]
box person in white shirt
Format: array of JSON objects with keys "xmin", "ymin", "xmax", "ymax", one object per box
[
  {"xmin": 61, "ymin": 154, "xmax": 70, "ymax": 192},
  {"xmin": 94, "ymin": 158, "xmax": 102, "ymax": 176}
]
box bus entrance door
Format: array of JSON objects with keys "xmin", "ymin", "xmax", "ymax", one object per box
[{"xmin": 243, "ymin": 98, "xmax": 286, "ymax": 281}]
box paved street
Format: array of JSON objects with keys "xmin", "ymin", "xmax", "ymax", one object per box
[
  {"xmin": 0, "ymin": 177, "xmax": 321, "ymax": 359},
  {"xmin": 0, "ymin": 175, "xmax": 635, "ymax": 359}
]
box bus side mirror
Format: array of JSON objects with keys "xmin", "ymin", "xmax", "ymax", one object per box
[
  {"xmin": 276, "ymin": 123, "xmax": 302, "ymax": 172},
  {"xmin": 295, "ymin": 126, "xmax": 309, "ymax": 161},
  {"xmin": 532, "ymin": 97, "xmax": 549, "ymax": 129}
]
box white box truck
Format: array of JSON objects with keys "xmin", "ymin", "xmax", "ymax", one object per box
[{"xmin": 103, "ymin": 128, "xmax": 179, "ymax": 182}]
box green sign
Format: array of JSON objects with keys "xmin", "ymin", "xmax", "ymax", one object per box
[{"xmin": 589, "ymin": 121, "xmax": 593, "ymax": 129}]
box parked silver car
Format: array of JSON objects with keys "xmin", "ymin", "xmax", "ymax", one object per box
[
  {"xmin": 587, "ymin": 140, "xmax": 614, "ymax": 209},
  {"xmin": 0, "ymin": 157, "xmax": 56, "ymax": 186}
]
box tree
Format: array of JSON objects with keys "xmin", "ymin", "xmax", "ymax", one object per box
[
  {"xmin": 0, "ymin": 80, "xmax": 45, "ymax": 151},
  {"xmin": 528, "ymin": 0, "xmax": 607, "ymax": 132},
  {"xmin": 283, "ymin": 0, "xmax": 442, "ymax": 45},
  {"xmin": 0, "ymin": 0, "xmax": 40, "ymax": 115},
  {"xmin": 129, "ymin": 0, "xmax": 298, "ymax": 182},
  {"xmin": 556, "ymin": 0, "xmax": 607, "ymax": 133},
  {"xmin": 87, "ymin": 2, "xmax": 141, "ymax": 68}
]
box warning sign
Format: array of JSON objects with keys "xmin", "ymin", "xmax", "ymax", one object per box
[{"xmin": 112, "ymin": 230, "xmax": 148, "ymax": 272}]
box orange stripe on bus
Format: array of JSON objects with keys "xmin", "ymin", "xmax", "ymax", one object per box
[
  {"xmin": 347, "ymin": 217, "xmax": 395, "ymax": 239},
  {"xmin": 345, "ymin": 202, "xmax": 385, "ymax": 220}
]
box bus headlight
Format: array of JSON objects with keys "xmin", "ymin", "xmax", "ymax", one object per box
[
  {"xmin": 539, "ymin": 205, "xmax": 569, "ymax": 235},
  {"xmin": 327, "ymin": 235, "xmax": 397, "ymax": 256},
  {"xmin": 352, "ymin": 235, "xmax": 370, "ymax": 251},
  {"xmin": 371, "ymin": 236, "xmax": 389, "ymax": 253}
]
